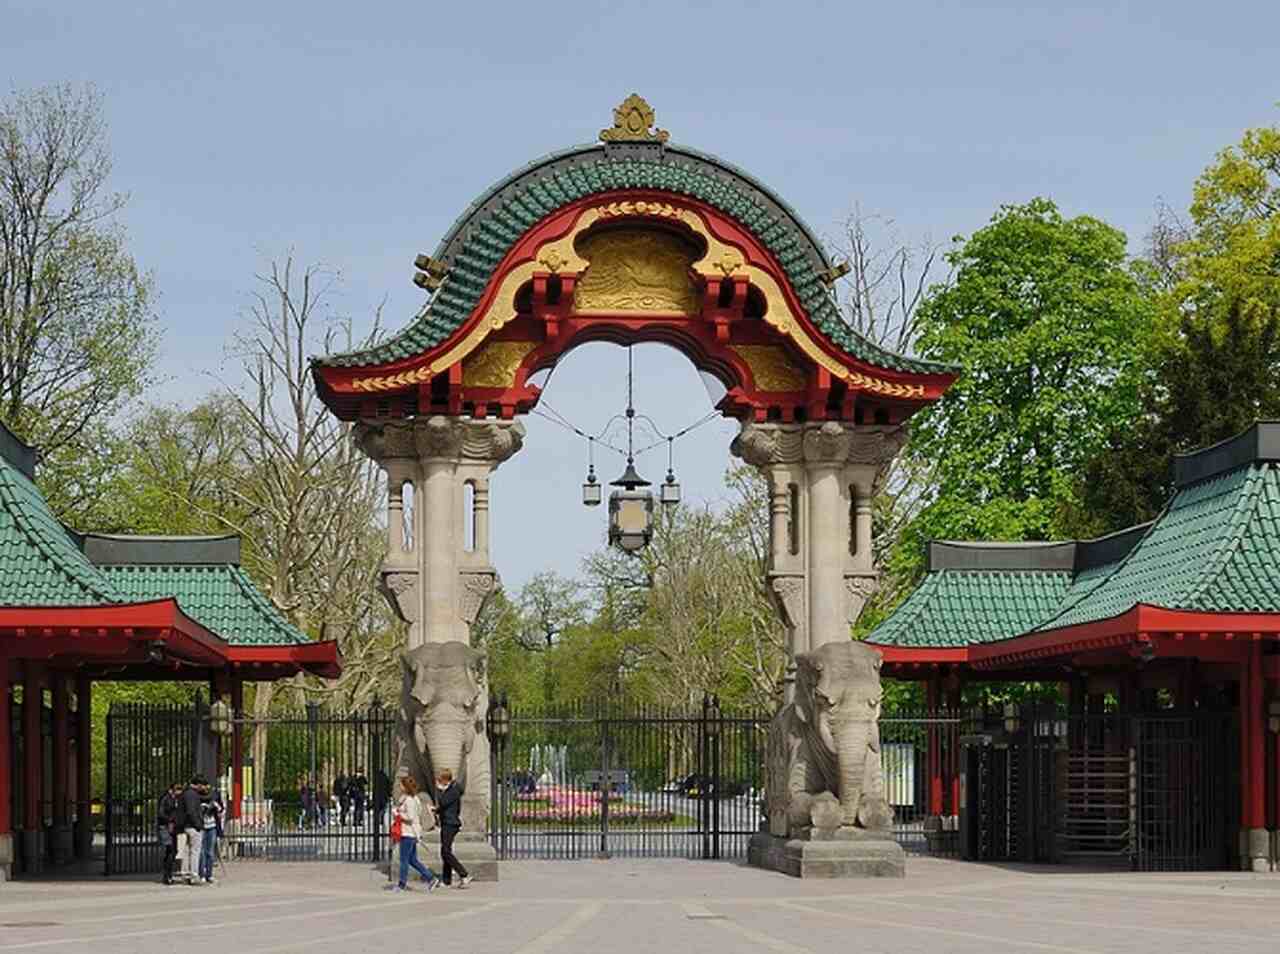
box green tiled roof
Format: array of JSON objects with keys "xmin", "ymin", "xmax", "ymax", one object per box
[
  {"xmin": 1039, "ymin": 462, "xmax": 1280, "ymax": 630},
  {"xmin": 102, "ymin": 564, "xmax": 311, "ymax": 646},
  {"xmin": 0, "ymin": 458, "xmax": 121, "ymax": 606},
  {"xmin": 317, "ymin": 144, "xmax": 951, "ymax": 377},
  {"xmin": 866, "ymin": 569, "xmax": 1072, "ymax": 648}
]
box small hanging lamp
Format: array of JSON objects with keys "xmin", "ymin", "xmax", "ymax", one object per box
[
  {"xmin": 660, "ymin": 437, "xmax": 681, "ymax": 507},
  {"xmin": 582, "ymin": 438, "xmax": 602, "ymax": 507},
  {"xmin": 608, "ymin": 459, "xmax": 654, "ymax": 552}
]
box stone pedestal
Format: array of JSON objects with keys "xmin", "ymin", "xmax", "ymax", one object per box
[
  {"xmin": 1240, "ymin": 827, "xmax": 1271, "ymax": 872},
  {"xmin": 388, "ymin": 830, "xmax": 498, "ymax": 882},
  {"xmin": 0, "ymin": 833, "xmax": 12, "ymax": 882},
  {"xmin": 748, "ymin": 827, "xmax": 905, "ymax": 879}
]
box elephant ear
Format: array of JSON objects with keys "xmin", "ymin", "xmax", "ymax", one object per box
[{"xmin": 793, "ymin": 653, "xmax": 819, "ymax": 723}]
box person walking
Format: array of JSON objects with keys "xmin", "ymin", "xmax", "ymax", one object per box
[
  {"xmin": 157, "ymin": 781, "xmax": 181, "ymax": 885},
  {"xmin": 177, "ymin": 775, "xmax": 205, "ymax": 885},
  {"xmin": 198, "ymin": 782, "xmax": 223, "ymax": 885},
  {"xmin": 335, "ymin": 772, "xmax": 349, "ymax": 826},
  {"xmin": 350, "ymin": 768, "xmax": 368, "ymax": 827},
  {"xmin": 387, "ymin": 776, "xmax": 438, "ymax": 893},
  {"xmin": 432, "ymin": 769, "xmax": 471, "ymax": 889}
]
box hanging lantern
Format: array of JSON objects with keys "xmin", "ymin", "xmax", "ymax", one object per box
[
  {"xmin": 582, "ymin": 466, "xmax": 602, "ymax": 507},
  {"xmin": 660, "ymin": 437, "xmax": 680, "ymax": 507},
  {"xmin": 608, "ymin": 460, "xmax": 653, "ymax": 553}
]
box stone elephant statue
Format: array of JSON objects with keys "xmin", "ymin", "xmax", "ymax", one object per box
[
  {"xmin": 397, "ymin": 641, "xmax": 491, "ymax": 833},
  {"xmin": 765, "ymin": 641, "xmax": 893, "ymax": 838}
]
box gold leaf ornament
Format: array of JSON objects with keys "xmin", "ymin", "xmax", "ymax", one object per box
[{"xmin": 599, "ymin": 94, "xmax": 670, "ymax": 144}]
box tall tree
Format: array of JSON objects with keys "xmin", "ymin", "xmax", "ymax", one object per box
[
  {"xmin": 889, "ymin": 198, "xmax": 1154, "ymax": 582},
  {"xmin": 0, "ymin": 83, "xmax": 156, "ymax": 527},
  {"xmin": 1077, "ymin": 117, "xmax": 1280, "ymax": 532}
]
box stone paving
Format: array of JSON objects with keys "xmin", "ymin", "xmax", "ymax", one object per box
[{"xmin": 1, "ymin": 857, "xmax": 1279, "ymax": 953}]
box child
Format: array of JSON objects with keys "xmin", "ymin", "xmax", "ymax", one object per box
[
  {"xmin": 433, "ymin": 769, "xmax": 471, "ymax": 888},
  {"xmin": 388, "ymin": 776, "xmax": 439, "ymax": 892}
]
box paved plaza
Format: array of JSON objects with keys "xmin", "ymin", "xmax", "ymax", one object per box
[{"xmin": 2, "ymin": 858, "xmax": 1279, "ymax": 953}]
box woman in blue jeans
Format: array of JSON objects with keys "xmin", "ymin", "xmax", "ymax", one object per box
[{"xmin": 389, "ymin": 776, "xmax": 439, "ymax": 892}]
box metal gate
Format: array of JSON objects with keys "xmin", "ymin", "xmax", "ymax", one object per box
[
  {"xmin": 959, "ymin": 705, "xmax": 1237, "ymax": 871},
  {"xmin": 488, "ymin": 697, "xmax": 767, "ymax": 860},
  {"xmin": 105, "ymin": 699, "xmax": 396, "ymax": 873}
]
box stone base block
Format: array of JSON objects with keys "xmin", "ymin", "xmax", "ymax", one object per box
[
  {"xmin": 748, "ymin": 830, "xmax": 905, "ymax": 878},
  {"xmin": 1239, "ymin": 827, "xmax": 1270, "ymax": 873},
  {"xmin": 389, "ymin": 831, "xmax": 498, "ymax": 882},
  {"xmin": 0, "ymin": 833, "xmax": 12, "ymax": 883}
]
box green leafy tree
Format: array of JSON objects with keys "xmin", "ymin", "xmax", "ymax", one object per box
[
  {"xmin": 889, "ymin": 198, "xmax": 1154, "ymax": 583},
  {"xmin": 1079, "ymin": 118, "xmax": 1280, "ymax": 531},
  {"xmin": 0, "ymin": 83, "xmax": 156, "ymax": 528}
]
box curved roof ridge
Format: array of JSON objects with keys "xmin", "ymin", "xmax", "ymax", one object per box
[
  {"xmin": 225, "ymin": 564, "xmax": 312, "ymax": 645},
  {"xmin": 0, "ymin": 462, "xmax": 121, "ymax": 606},
  {"xmin": 317, "ymin": 140, "xmax": 954, "ymax": 377},
  {"xmin": 1183, "ymin": 463, "xmax": 1267, "ymax": 607}
]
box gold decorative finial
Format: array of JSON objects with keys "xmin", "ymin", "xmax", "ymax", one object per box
[{"xmin": 600, "ymin": 94, "xmax": 669, "ymax": 144}]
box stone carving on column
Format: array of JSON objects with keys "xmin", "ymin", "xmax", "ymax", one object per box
[
  {"xmin": 380, "ymin": 572, "xmax": 421, "ymax": 625},
  {"xmin": 458, "ymin": 569, "xmax": 498, "ymax": 625},
  {"xmin": 801, "ymin": 420, "xmax": 854, "ymax": 466},
  {"xmin": 844, "ymin": 574, "xmax": 879, "ymax": 625},
  {"xmin": 767, "ymin": 575, "xmax": 806, "ymax": 634}
]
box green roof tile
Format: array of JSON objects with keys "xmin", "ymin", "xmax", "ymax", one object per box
[
  {"xmin": 866, "ymin": 569, "xmax": 1072, "ymax": 648},
  {"xmin": 102, "ymin": 564, "xmax": 311, "ymax": 646},
  {"xmin": 316, "ymin": 144, "xmax": 952, "ymax": 378},
  {"xmin": 0, "ymin": 461, "xmax": 120, "ymax": 606}
]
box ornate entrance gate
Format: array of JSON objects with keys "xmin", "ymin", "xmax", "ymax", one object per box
[{"xmin": 487, "ymin": 699, "xmax": 768, "ymax": 860}]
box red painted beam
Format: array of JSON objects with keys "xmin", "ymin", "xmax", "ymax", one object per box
[{"xmin": 225, "ymin": 642, "xmax": 342, "ymax": 680}]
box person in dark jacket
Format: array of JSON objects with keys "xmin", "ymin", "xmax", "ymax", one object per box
[
  {"xmin": 177, "ymin": 775, "xmax": 206, "ymax": 884},
  {"xmin": 349, "ymin": 768, "xmax": 368, "ymax": 827},
  {"xmin": 157, "ymin": 781, "xmax": 181, "ymax": 885},
  {"xmin": 432, "ymin": 769, "xmax": 471, "ymax": 888},
  {"xmin": 335, "ymin": 773, "xmax": 349, "ymax": 826}
]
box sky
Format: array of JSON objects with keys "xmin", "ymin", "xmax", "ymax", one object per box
[{"xmin": 4, "ymin": 0, "xmax": 1279, "ymax": 590}]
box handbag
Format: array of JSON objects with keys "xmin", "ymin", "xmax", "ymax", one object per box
[{"xmin": 389, "ymin": 813, "xmax": 403, "ymax": 843}]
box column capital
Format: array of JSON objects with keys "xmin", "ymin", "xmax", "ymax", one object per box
[
  {"xmin": 355, "ymin": 415, "xmax": 526, "ymax": 468},
  {"xmin": 731, "ymin": 420, "xmax": 907, "ymax": 471}
]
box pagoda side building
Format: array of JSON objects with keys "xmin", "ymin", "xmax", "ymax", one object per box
[
  {"xmin": 0, "ymin": 424, "xmax": 339, "ymax": 880},
  {"xmin": 866, "ymin": 422, "xmax": 1280, "ymax": 871}
]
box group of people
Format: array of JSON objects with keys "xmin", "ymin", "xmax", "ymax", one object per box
[
  {"xmin": 157, "ymin": 775, "xmax": 224, "ymax": 886},
  {"xmin": 390, "ymin": 768, "xmax": 472, "ymax": 893},
  {"xmin": 298, "ymin": 767, "xmax": 390, "ymax": 828}
]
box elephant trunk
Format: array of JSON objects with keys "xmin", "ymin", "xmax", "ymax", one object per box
[
  {"xmin": 421, "ymin": 704, "xmax": 471, "ymax": 779},
  {"xmin": 834, "ymin": 719, "xmax": 870, "ymax": 827}
]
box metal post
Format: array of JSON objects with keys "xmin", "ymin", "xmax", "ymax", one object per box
[
  {"xmin": 104, "ymin": 707, "xmax": 112, "ymax": 877},
  {"xmin": 597, "ymin": 712, "xmax": 611, "ymax": 859}
]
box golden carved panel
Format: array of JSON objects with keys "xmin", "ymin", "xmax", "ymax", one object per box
[
  {"xmin": 462, "ymin": 340, "xmax": 538, "ymax": 388},
  {"xmin": 599, "ymin": 94, "xmax": 669, "ymax": 144},
  {"xmin": 732, "ymin": 345, "xmax": 807, "ymax": 392},
  {"xmin": 573, "ymin": 229, "xmax": 698, "ymax": 315}
]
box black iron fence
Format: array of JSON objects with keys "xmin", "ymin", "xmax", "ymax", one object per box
[
  {"xmin": 958, "ymin": 704, "xmax": 1238, "ymax": 871},
  {"xmin": 105, "ymin": 700, "xmax": 395, "ymax": 873},
  {"xmin": 488, "ymin": 697, "xmax": 767, "ymax": 860}
]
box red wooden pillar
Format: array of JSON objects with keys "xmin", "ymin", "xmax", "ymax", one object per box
[
  {"xmin": 926, "ymin": 674, "xmax": 943, "ymax": 815},
  {"xmin": 0, "ymin": 657, "xmax": 11, "ymax": 844},
  {"xmin": 944, "ymin": 673, "xmax": 963, "ymax": 815},
  {"xmin": 22, "ymin": 661, "xmax": 44, "ymax": 870},
  {"xmin": 51, "ymin": 673, "xmax": 69, "ymax": 863},
  {"xmin": 230, "ymin": 677, "xmax": 244, "ymax": 820},
  {"xmin": 1247, "ymin": 642, "xmax": 1266, "ymax": 829},
  {"xmin": 75, "ymin": 676, "xmax": 91, "ymax": 859}
]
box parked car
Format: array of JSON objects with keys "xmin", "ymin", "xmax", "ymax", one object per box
[
  {"xmin": 659, "ymin": 773, "xmax": 697, "ymax": 794},
  {"xmin": 679, "ymin": 775, "xmax": 750, "ymax": 799}
]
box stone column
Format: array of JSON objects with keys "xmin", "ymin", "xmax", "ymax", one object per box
[
  {"xmin": 732, "ymin": 421, "xmax": 907, "ymax": 662},
  {"xmin": 357, "ymin": 415, "xmax": 524, "ymax": 648}
]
